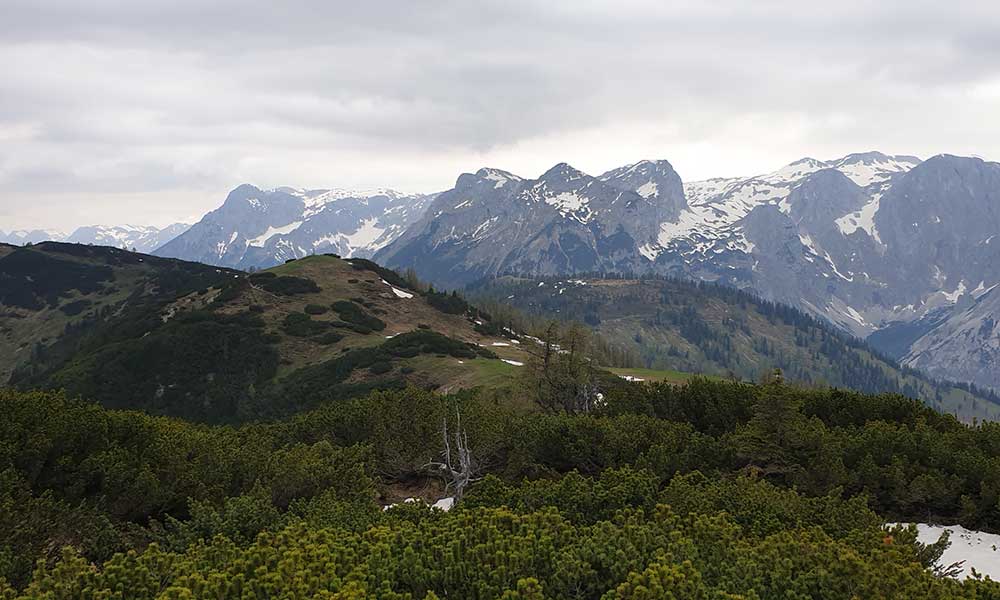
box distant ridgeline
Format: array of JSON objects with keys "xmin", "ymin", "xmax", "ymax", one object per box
[{"xmin": 468, "ymin": 271, "xmax": 1000, "ymax": 422}]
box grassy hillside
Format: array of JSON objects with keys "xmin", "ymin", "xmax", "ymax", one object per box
[
  {"xmin": 470, "ymin": 275, "xmax": 1000, "ymax": 422},
  {"xmin": 1, "ymin": 245, "xmax": 531, "ymax": 422}
]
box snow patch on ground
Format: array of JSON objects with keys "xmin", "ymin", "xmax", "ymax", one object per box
[
  {"xmin": 432, "ymin": 497, "xmax": 455, "ymax": 511},
  {"xmin": 912, "ymin": 524, "xmax": 1000, "ymax": 580},
  {"xmin": 381, "ymin": 279, "xmax": 414, "ymax": 299},
  {"xmin": 502, "ymin": 359, "xmax": 524, "ymax": 367},
  {"xmin": 383, "ymin": 497, "xmax": 455, "ymax": 512}
]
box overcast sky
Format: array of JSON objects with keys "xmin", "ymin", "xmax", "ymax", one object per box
[{"xmin": 2, "ymin": 0, "xmax": 999, "ymax": 231}]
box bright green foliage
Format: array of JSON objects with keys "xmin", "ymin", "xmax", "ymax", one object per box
[
  {"xmin": 0, "ymin": 389, "xmax": 377, "ymax": 585},
  {"xmin": 465, "ymin": 467, "xmax": 660, "ymax": 524},
  {"xmin": 6, "ymin": 504, "xmax": 998, "ymax": 599},
  {"xmin": 604, "ymin": 560, "xmax": 720, "ymax": 599},
  {"xmin": 7, "ymin": 378, "xmax": 1000, "ymax": 597}
]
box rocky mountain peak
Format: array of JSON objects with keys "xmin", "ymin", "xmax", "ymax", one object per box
[
  {"xmin": 598, "ymin": 158, "xmax": 687, "ymax": 220},
  {"xmin": 539, "ymin": 162, "xmax": 588, "ymax": 184}
]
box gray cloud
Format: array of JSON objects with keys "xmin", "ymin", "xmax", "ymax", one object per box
[{"xmin": 1, "ymin": 0, "xmax": 999, "ymax": 230}]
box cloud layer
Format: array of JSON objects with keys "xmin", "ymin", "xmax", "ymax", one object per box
[{"xmin": 2, "ymin": 0, "xmax": 999, "ymax": 230}]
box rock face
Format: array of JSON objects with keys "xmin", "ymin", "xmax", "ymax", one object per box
[
  {"xmin": 376, "ymin": 151, "xmax": 1000, "ymax": 392},
  {"xmin": 375, "ymin": 160, "xmax": 687, "ymax": 287},
  {"xmin": 903, "ymin": 284, "xmax": 1000, "ymax": 392},
  {"xmin": 154, "ymin": 185, "xmax": 435, "ymax": 269}
]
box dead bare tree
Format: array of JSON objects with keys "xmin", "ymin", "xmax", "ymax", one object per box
[{"xmin": 425, "ymin": 409, "xmax": 479, "ymax": 502}]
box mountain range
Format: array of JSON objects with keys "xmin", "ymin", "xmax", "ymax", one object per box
[
  {"xmin": 8, "ymin": 151, "xmax": 998, "ymax": 393},
  {"xmin": 375, "ymin": 152, "xmax": 1000, "ymax": 392},
  {"xmin": 153, "ymin": 185, "xmax": 435, "ymax": 269},
  {"xmin": 0, "ymin": 223, "xmax": 190, "ymax": 253}
]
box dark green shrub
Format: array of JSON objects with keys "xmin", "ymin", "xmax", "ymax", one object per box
[
  {"xmin": 0, "ymin": 247, "xmax": 114, "ymax": 310},
  {"xmin": 304, "ymin": 304, "xmax": 328, "ymax": 315},
  {"xmin": 315, "ymin": 331, "xmax": 344, "ymax": 345},
  {"xmin": 255, "ymin": 275, "xmax": 320, "ymax": 296},
  {"xmin": 282, "ymin": 313, "xmax": 328, "ymax": 337},
  {"xmin": 330, "ymin": 321, "xmax": 373, "ymax": 335},
  {"xmin": 426, "ymin": 290, "xmax": 469, "ymax": 315},
  {"xmin": 331, "ymin": 300, "xmax": 385, "ymax": 331},
  {"xmin": 345, "ymin": 258, "xmax": 409, "ymax": 289},
  {"xmin": 59, "ymin": 299, "xmax": 92, "ymax": 316},
  {"xmin": 369, "ymin": 361, "xmax": 393, "ymax": 375}
]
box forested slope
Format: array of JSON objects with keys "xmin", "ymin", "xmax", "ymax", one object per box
[
  {"xmin": 3, "ymin": 379, "xmax": 1000, "ymax": 596},
  {"xmin": 470, "ymin": 275, "xmax": 1000, "ymax": 422},
  {"xmin": 1, "ymin": 244, "xmax": 531, "ymax": 423}
]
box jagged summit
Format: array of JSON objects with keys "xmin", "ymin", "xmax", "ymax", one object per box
[
  {"xmin": 539, "ymin": 162, "xmax": 588, "ymax": 183},
  {"xmin": 376, "ymin": 151, "xmax": 1000, "ymax": 393},
  {"xmin": 154, "ymin": 183, "xmax": 436, "ymax": 269}
]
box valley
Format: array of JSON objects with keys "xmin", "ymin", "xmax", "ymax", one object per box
[{"xmin": 471, "ymin": 274, "xmax": 1000, "ymax": 422}]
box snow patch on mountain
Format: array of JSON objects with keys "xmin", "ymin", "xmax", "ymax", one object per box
[
  {"xmin": 683, "ymin": 178, "xmax": 742, "ymax": 205},
  {"xmin": 478, "ymin": 168, "xmax": 521, "ymax": 189},
  {"xmin": 343, "ymin": 218, "xmax": 384, "ymax": 249},
  {"xmin": 829, "ymin": 153, "xmax": 920, "ymax": 187},
  {"xmin": 760, "ymin": 157, "xmax": 826, "ymax": 184},
  {"xmin": 641, "ymin": 152, "xmax": 921, "ymax": 262},
  {"xmin": 835, "ymin": 193, "xmax": 883, "ymax": 242},
  {"xmin": 636, "ymin": 181, "xmax": 658, "ymax": 199},
  {"xmin": 155, "ymin": 184, "xmax": 435, "ymax": 269},
  {"xmin": 546, "ymin": 192, "xmax": 592, "ymax": 222},
  {"xmin": 248, "ymin": 221, "xmax": 303, "ymax": 247}
]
